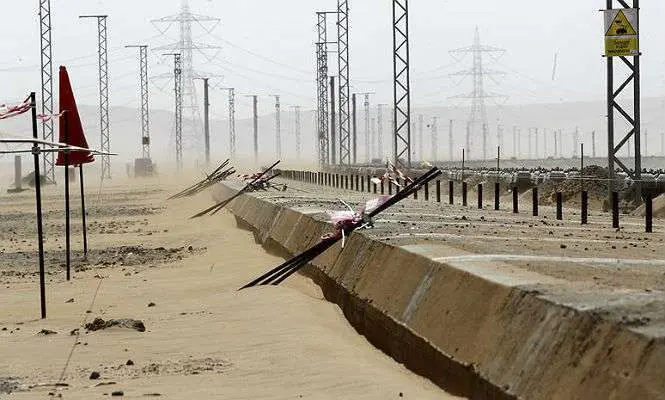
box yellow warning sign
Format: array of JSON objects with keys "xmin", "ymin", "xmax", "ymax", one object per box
[
  {"xmin": 606, "ymin": 10, "xmax": 637, "ymax": 36},
  {"xmin": 604, "ymin": 8, "xmax": 639, "ymax": 57}
]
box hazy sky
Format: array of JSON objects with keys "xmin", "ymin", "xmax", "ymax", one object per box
[{"xmin": 2, "ymin": 0, "xmax": 665, "ymax": 120}]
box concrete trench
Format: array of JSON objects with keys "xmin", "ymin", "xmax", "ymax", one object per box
[{"xmin": 214, "ymin": 183, "xmax": 665, "ymax": 400}]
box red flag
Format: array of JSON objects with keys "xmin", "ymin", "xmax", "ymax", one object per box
[{"xmin": 56, "ymin": 66, "xmax": 94, "ymax": 166}]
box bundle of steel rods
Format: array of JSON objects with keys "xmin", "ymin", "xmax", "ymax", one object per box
[
  {"xmin": 239, "ymin": 166, "xmax": 442, "ymax": 289},
  {"xmin": 191, "ymin": 160, "xmax": 281, "ymax": 219},
  {"xmin": 168, "ymin": 159, "xmax": 235, "ymax": 200}
]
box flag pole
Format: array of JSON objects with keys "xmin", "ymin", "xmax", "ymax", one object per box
[{"xmin": 30, "ymin": 92, "xmax": 47, "ymax": 319}]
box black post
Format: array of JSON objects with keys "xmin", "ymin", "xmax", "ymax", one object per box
[
  {"xmin": 31, "ymin": 92, "xmax": 47, "ymax": 319},
  {"xmin": 63, "ymin": 114, "xmax": 71, "ymax": 281},
  {"xmin": 581, "ymin": 191, "xmax": 588, "ymax": 225},
  {"xmin": 345, "ymin": 175, "xmax": 349, "ymax": 190},
  {"xmin": 436, "ymin": 180, "xmax": 441, "ymax": 203},
  {"xmin": 424, "ymin": 181, "xmax": 429, "ymax": 201},
  {"xmin": 367, "ymin": 175, "xmax": 371, "ymax": 192},
  {"xmin": 532, "ymin": 186, "xmax": 539, "ymax": 217},
  {"xmin": 646, "ymin": 193, "xmax": 653, "ymax": 233},
  {"xmin": 381, "ymin": 180, "xmax": 384, "ymax": 194},
  {"xmin": 477, "ymin": 184, "xmax": 483, "ymax": 209},
  {"xmin": 556, "ymin": 192, "xmax": 563, "ymax": 220},
  {"xmin": 494, "ymin": 182, "xmax": 500, "ymax": 210},
  {"xmin": 79, "ymin": 165, "xmax": 88, "ymax": 256},
  {"xmin": 356, "ymin": 175, "xmax": 359, "ymax": 191},
  {"xmin": 512, "ymin": 187, "xmax": 519, "ymax": 214},
  {"xmin": 388, "ymin": 181, "xmax": 393, "ymax": 195},
  {"xmin": 462, "ymin": 182, "xmax": 468, "ymax": 206},
  {"xmin": 449, "ymin": 181, "xmax": 454, "ymax": 205},
  {"xmin": 360, "ymin": 175, "xmax": 364, "ymax": 192},
  {"xmin": 612, "ymin": 191, "xmax": 620, "ymax": 228}
]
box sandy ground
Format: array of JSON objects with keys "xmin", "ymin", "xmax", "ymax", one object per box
[{"xmin": 0, "ymin": 174, "xmax": 458, "ymax": 399}]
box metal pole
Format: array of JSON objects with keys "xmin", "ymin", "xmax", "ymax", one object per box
[
  {"xmin": 337, "ymin": 0, "xmax": 351, "ymax": 165},
  {"xmin": 63, "ymin": 114, "xmax": 71, "ymax": 281},
  {"xmin": 80, "ymin": 165, "xmax": 88, "ymax": 256},
  {"xmin": 31, "ymin": 92, "xmax": 47, "ymax": 319},
  {"xmin": 430, "ymin": 117, "xmax": 438, "ymax": 161},
  {"xmin": 292, "ymin": 106, "xmax": 302, "ymax": 159},
  {"xmin": 126, "ymin": 45, "xmax": 150, "ymax": 162},
  {"xmin": 202, "ymin": 78, "xmax": 210, "ymax": 165},
  {"xmin": 272, "ymin": 95, "xmax": 281, "ymax": 159}
]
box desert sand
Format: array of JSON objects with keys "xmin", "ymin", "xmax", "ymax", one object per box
[{"xmin": 0, "ymin": 174, "xmax": 460, "ymax": 399}]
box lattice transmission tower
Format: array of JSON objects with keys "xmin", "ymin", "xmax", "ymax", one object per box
[
  {"xmin": 450, "ymin": 27, "xmax": 505, "ymax": 161},
  {"xmin": 152, "ymin": 0, "xmax": 220, "ymax": 164},
  {"xmin": 80, "ymin": 15, "xmax": 111, "ymax": 179},
  {"xmin": 337, "ymin": 0, "xmax": 351, "ymax": 165},
  {"xmin": 39, "ymin": 0, "xmax": 55, "ymax": 183}
]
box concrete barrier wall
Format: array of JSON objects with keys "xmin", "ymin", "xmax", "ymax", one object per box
[{"xmin": 215, "ymin": 184, "xmax": 665, "ymax": 400}]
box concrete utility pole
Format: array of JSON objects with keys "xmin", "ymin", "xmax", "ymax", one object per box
[
  {"xmin": 126, "ymin": 45, "xmax": 151, "ymax": 161},
  {"xmin": 219, "ymin": 87, "xmax": 236, "ymax": 159},
  {"xmin": 330, "ymin": 77, "xmax": 337, "ymax": 164},
  {"xmin": 573, "ymin": 127, "xmax": 580, "ymax": 158},
  {"xmin": 377, "ymin": 104, "xmax": 386, "ymax": 162},
  {"xmin": 430, "ymin": 117, "xmax": 438, "ymax": 162},
  {"xmin": 245, "ymin": 95, "xmax": 259, "ymax": 163},
  {"xmin": 449, "ymin": 119, "xmax": 454, "ymax": 161},
  {"xmin": 513, "ymin": 125, "xmax": 518, "ymax": 159},
  {"xmin": 352, "ymin": 93, "xmax": 357, "ymax": 164},
  {"xmin": 272, "ymin": 95, "xmax": 281, "ymax": 159},
  {"xmin": 370, "ymin": 117, "xmax": 377, "ymax": 162},
  {"xmin": 362, "ymin": 93, "xmax": 372, "ymax": 163},
  {"xmin": 80, "ymin": 15, "xmax": 111, "ymax": 179},
  {"xmin": 496, "ymin": 123, "xmax": 503, "ymax": 152},
  {"xmin": 554, "ymin": 129, "xmax": 559, "ymax": 158},
  {"xmin": 292, "ymin": 106, "xmax": 302, "ymax": 159},
  {"xmin": 194, "ymin": 77, "xmax": 211, "ymax": 165},
  {"xmin": 163, "ymin": 53, "xmax": 183, "ymax": 171},
  {"xmin": 418, "ymin": 115, "xmax": 424, "ymax": 162}
]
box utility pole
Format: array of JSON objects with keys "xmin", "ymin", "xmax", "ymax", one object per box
[
  {"xmin": 592, "ymin": 130, "xmax": 597, "ymax": 158},
  {"xmin": 80, "ymin": 15, "xmax": 111, "ymax": 179},
  {"xmin": 418, "ymin": 115, "xmax": 424, "ymax": 162},
  {"xmin": 330, "ymin": 77, "xmax": 337, "ymax": 164},
  {"xmin": 292, "ymin": 106, "xmax": 302, "ymax": 159},
  {"xmin": 534, "ymin": 128, "xmax": 539, "ymax": 159},
  {"xmin": 513, "ymin": 125, "xmax": 518, "ymax": 159},
  {"xmin": 370, "ymin": 118, "xmax": 377, "ymax": 163},
  {"xmin": 126, "ymin": 45, "xmax": 151, "ymax": 163},
  {"xmin": 164, "ymin": 53, "xmax": 183, "ymax": 171},
  {"xmin": 450, "ymin": 27, "xmax": 505, "ymax": 161},
  {"xmin": 219, "ymin": 87, "xmax": 236, "ymax": 159},
  {"xmin": 554, "ymin": 129, "xmax": 559, "ymax": 158},
  {"xmin": 377, "ymin": 104, "xmax": 386, "ymax": 161},
  {"xmin": 194, "ymin": 77, "xmax": 211, "ymax": 165},
  {"xmin": 352, "ymin": 94, "xmax": 358, "ymax": 164},
  {"xmin": 449, "ymin": 119, "xmax": 454, "ymax": 161},
  {"xmin": 39, "ymin": 0, "xmax": 56, "ymax": 183},
  {"xmin": 360, "ymin": 93, "xmax": 372, "ymax": 163},
  {"xmin": 245, "ymin": 95, "xmax": 259, "ymax": 163},
  {"xmin": 573, "ymin": 127, "xmax": 580, "ymax": 158},
  {"xmin": 430, "ymin": 117, "xmax": 438, "ymax": 162},
  {"xmin": 271, "ymin": 95, "xmax": 281, "ymax": 159},
  {"xmin": 392, "ymin": 0, "xmax": 412, "ymax": 168},
  {"xmin": 497, "ymin": 123, "xmax": 504, "ymax": 152}
]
